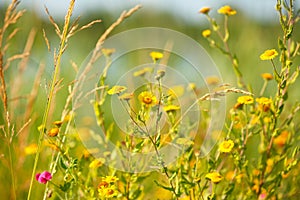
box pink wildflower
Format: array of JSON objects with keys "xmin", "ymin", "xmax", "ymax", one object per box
[{"xmin": 35, "ymin": 171, "xmax": 52, "ymax": 184}]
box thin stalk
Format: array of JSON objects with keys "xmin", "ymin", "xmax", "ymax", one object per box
[
  {"xmin": 8, "ymin": 142, "xmax": 16, "ymax": 200},
  {"xmin": 27, "ymin": 1, "xmax": 75, "ymax": 199},
  {"xmin": 270, "ymin": 59, "xmax": 280, "ymax": 79},
  {"xmin": 259, "ymin": 80, "xmax": 268, "ymax": 96}
]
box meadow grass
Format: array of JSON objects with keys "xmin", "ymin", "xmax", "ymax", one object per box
[{"xmin": 0, "ymin": 0, "xmax": 299, "ymax": 199}]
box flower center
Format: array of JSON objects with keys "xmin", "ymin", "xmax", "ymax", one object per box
[
  {"xmin": 143, "ymin": 96, "xmax": 152, "ymax": 104},
  {"xmin": 106, "ymin": 189, "xmax": 114, "ymax": 195},
  {"xmin": 266, "ymin": 51, "xmax": 275, "ymax": 56},
  {"xmin": 223, "ymin": 142, "xmax": 231, "ymax": 149}
]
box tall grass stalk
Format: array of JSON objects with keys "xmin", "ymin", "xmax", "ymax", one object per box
[{"xmin": 27, "ymin": 0, "xmax": 75, "ymax": 199}]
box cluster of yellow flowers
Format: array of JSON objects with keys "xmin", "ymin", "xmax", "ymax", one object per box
[
  {"xmin": 98, "ymin": 176, "xmax": 119, "ymax": 198},
  {"xmin": 200, "ymin": 5, "xmax": 237, "ymax": 38}
]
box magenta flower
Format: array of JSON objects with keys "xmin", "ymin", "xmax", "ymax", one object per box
[{"xmin": 35, "ymin": 171, "xmax": 52, "ymax": 184}]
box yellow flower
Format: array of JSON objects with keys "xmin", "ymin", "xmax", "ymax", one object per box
[
  {"xmin": 256, "ymin": 97, "xmax": 273, "ymax": 112},
  {"xmin": 219, "ymin": 140, "xmax": 234, "ymax": 153},
  {"xmin": 237, "ymin": 95, "xmax": 254, "ymax": 105},
  {"xmin": 37, "ymin": 124, "xmax": 45, "ymax": 132},
  {"xmin": 187, "ymin": 83, "xmax": 196, "ymax": 91},
  {"xmin": 206, "ymin": 76, "xmax": 220, "ymax": 85},
  {"xmin": 89, "ymin": 158, "xmax": 105, "ymax": 169},
  {"xmin": 202, "ymin": 29, "xmax": 211, "ymax": 38},
  {"xmin": 25, "ymin": 143, "xmax": 38, "ymax": 155},
  {"xmin": 179, "ymin": 196, "xmax": 190, "ymax": 200},
  {"xmin": 281, "ymin": 171, "xmax": 290, "ymax": 179},
  {"xmin": 260, "ymin": 49, "xmax": 278, "ymax": 60},
  {"xmin": 273, "ymin": 130, "xmax": 289, "ymax": 147},
  {"xmin": 225, "ymin": 171, "xmax": 235, "ymax": 181},
  {"xmin": 250, "ymin": 115, "xmax": 260, "ymax": 125},
  {"xmin": 44, "ymin": 141, "xmax": 59, "ymax": 151},
  {"xmin": 252, "ymin": 178, "xmax": 260, "ymax": 193},
  {"xmin": 133, "ymin": 67, "xmax": 153, "ymax": 77},
  {"xmin": 205, "ymin": 172, "xmax": 223, "ymax": 183},
  {"xmin": 199, "ymin": 7, "xmax": 211, "ymax": 14},
  {"xmin": 98, "ymin": 185, "xmax": 118, "ymax": 198},
  {"xmin": 168, "ymin": 85, "xmax": 185, "ymax": 99},
  {"xmin": 263, "ymin": 117, "xmax": 271, "ymax": 124},
  {"xmin": 53, "ymin": 120, "xmax": 63, "ymax": 128},
  {"xmin": 218, "ymin": 5, "xmax": 237, "ymax": 16},
  {"xmin": 98, "ymin": 181, "xmax": 109, "ymax": 189},
  {"xmin": 102, "ymin": 48, "xmax": 115, "ymax": 57},
  {"xmin": 138, "ymin": 91, "xmax": 157, "ymax": 107},
  {"xmin": 164, "ymin": 105, "xmax": 180, "ymax": 112},
  {"xmin": 252, "ymin": 169, "xmax": 260, "ymax": 176},
  {"xmin": 266, "ymin": 158, "xmax": 274, "ymax": 173},
  {"xmin": 82, "ymin": 148, "xmax": 99, "ymax": 158},
  {"xmin": 261, "ymin": 73, "xmax": 273, "ymax": 80},
  {"xmin": 63, "ymin": 112, "xmax": 73, "ymax": 122},
  {"xmin": 107, "ymin": 85, "xmax": 127, "ymax": 95},
  {"xmin": 48, "ymin": 127, "xmax": 59, "ymax": 137},
  {"xmin": 104, "ymin": 176, "xmax": 119, "ymax": 183},
  {"xmin": 176, "ymin": 138, "xmax": 194, "ymax": 146},
  {"xmin": 118, "ymin": 93, "xmax": 133, "ymax": 101},
  {"xmin": 150, "ymin": 51, "xmax": 163, "ymax": 62},
  {"xmin": 155, "ymin": 70, "xmax": 165, "ymax": 80}
]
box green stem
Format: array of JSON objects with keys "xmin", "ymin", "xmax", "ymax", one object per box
[
  {"xmin": 270, "ymin": 59, "xmax": 280, "ymax": 79},
  {"xmin": 27, "ymin": 1, "xmax": 75, "ymax": 199},
  {"xmin": 8, "ymin": 143, "xmax": 16, "ymax": 200},
  {"xmin": 259, "ymin": 80, "xmax": 268, "ymax": 96}
]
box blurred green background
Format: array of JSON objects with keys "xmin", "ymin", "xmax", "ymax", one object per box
[{"xmin": 0, "ymin": 0, "xmax": 300, "ymax": 199}]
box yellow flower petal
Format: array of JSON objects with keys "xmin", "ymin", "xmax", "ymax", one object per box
[
  {"xmin": 48, "ymin": 127, "xmax": 59, "ymax": 137},
  {"xmin": 133, "ymin": 67, "xmax": 153, "ymax": 77},
  {"xmin": 256, "ymin": 97, "xmax": 273, "ymax": 112},
  {"xmin": 219, "ymin": 140, "xmax": 234, "ymax": 153},
  {"xmin": 237, "ymin": 95, "xmax": 254, "ymax": 105},
  {"xmin": 150, "ymin": 51, "xmax": 163, "ymax": 62},
  {"xmin": 104, "ymin": 176, "xmax": 119, "ymax": 183},
  {"xmin": 118, "ymin": 93, "xmax": 133, "ymax": 101},
  {"xmin": 89, "ymin": 158, "xmax": 106, "ymax": 169},
  {"xmin": 260, "ymin": 49, "xmax": 278, "ymax": 60},
  {"xmin": 138, "ymin": 91, "xmax": 157, "ymax": 107},
  {"xmin": 202, "ymin": 29, "xmax": 211, "ymax": 38},
  {"xmin": 261, "ymin": 73, "xmax": 273, "ymax": 80},
  {"xmin": 25, "ymin": 143, "xmax": 38, "ymax": 155},
  {"xmin": 107, "ymin": 85, "xmax": 127, "ymax": 95},
  {"xmin": 205, "ymin": 172, "xmax": 223, "ymax": 183},
  {"xmin": 199, "ymin": 7, "xmax": 211, "ymax": 14},
  {"xmin": 218, "ymin": 5, "xmax": 237, "ymax": 16},
  {"xmin": 164, "ymin": 105, "xmax": 180, "ymax": 112}
]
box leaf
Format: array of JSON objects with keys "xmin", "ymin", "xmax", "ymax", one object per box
[
  {"xmin": 278, "ymin": 38, "xmax": 286, "ymax": 51},
  {"xmin": 169, "ymin": 171, "xmax": 177, "ymax": 181},
  {"xmin": 292, "ymin": 146, "xmax": 299, "ymax": 158},
  {"xmin": 274, "ymin": 71, "xmax": 281, "ymax": 83},
  {"xmin": 277, "ymin": 104, "xmax": 284, "ymax": 115},
  {"xmin": 59, "ymin": 182, "xmax": 71, "ymax": 192},
  {"xmin": 282, "ymin": 91, "xmax": 288, "ymax": 101},
  {"xmin": 133, "ymin": 140, "xmax": 144, "ymax": 152},
  {"xmin": 286, "ymin": 26, "xmax": 293, "ymax": 39},
  {"xmin": 212, "ymin": 20, "xmax": 219, "ymax": 31},
  {"xmin": 207, "ymin": 193, "xmax": 216, "ymax": 200},
  {"xmin": 223, "ymin": 183, "xmax": 234, "ymax": 196},
  {"xmin": 106, "ymin": 122, "xmax": 114, "ymax": 141},
  {"xmin": 154, "ymin": 180, "xmax": 173, "ymax": 191},
  {"xmin": 59, "ymin": 156, "xmax": 68, "ymax": 170},
  {"xmin": 280, "ymin": 79, "xmax": 287, "ymax": 89},
  {"xmin": 288, "ymin": 66, "xmax": 299, "ymax": 84},
  {"xmin": 131, "ymin": 189, "xmax": 142, "ymax": 199}
]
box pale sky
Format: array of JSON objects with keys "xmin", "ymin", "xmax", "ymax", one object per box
[{"xmin": 1, "ymin": 0, "xmax": 293, "ymax": 23}]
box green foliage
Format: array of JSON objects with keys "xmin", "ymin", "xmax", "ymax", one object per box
[{"xmin": 0, "ymin": 0, "xmax": 300, "ymax": 200}]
